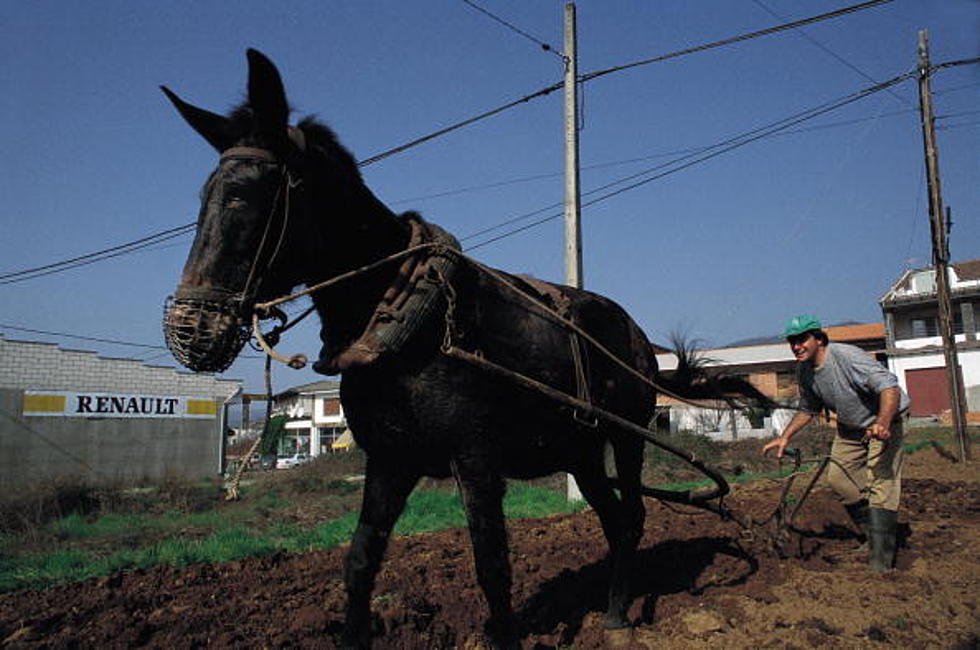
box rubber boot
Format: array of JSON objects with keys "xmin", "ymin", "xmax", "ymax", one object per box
[
  {"xmin": 868, "ymin": 507, "xmax": 898, "ymax": 572},
  {"xmin": 843, "ymin": 499, "xmax": 870, "ymax": 551}
]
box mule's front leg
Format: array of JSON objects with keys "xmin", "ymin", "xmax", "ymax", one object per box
[
  {"xmin": 456, "ymin": 468, "xmax": 520, "ymax": 650},
  {"xmin": 341, "ymin": 459, "xmax": 418, "ymax": 649}
]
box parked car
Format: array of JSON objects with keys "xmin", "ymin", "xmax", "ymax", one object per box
[{"xmin": 275, "ymin": 452, "xmax": 311, "ymax": 469}]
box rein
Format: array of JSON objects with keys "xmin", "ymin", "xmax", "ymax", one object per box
[{"xmin": 250, "ymin": 235, "xmax": 754, "ymax": 413}]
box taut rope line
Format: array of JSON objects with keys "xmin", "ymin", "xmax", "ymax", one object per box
[{"xmin": 250, "ymin": 243, "xmax": 754, "ymax": 412}]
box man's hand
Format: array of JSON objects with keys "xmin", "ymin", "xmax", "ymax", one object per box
[
  {"xmin": 865, "ymin": 421, "xmax": 892, "ymax": 441},
  {"xmin": 761, "ymin": 436, "xmax": 791, "ymax": 458}
]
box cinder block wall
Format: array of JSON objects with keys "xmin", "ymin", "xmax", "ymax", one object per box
[
  {"xmin": 0, "ymin": 337, "xmax": 239, "ymax": 396},
  {"xmin": 0, "ymin": 337, "xmax": 241, "ymax": 489}
]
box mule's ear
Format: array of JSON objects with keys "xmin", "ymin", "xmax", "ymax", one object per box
[
  {"xmin": 246, "ymin": 49, "xmax": 289, "ymax": 142},
  {"xmin": 161, "ymin": 86, "xmax": 233, "ymax": 152}
]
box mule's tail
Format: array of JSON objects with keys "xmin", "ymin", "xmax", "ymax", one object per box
[{"xmin": 654, "ymin": 335, "xmax": 778, "ymax": 410}]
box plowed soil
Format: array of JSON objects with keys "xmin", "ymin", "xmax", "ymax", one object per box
[{"xmin": 1, "ymin": 447, "xmax": 977, "ymax": 649}]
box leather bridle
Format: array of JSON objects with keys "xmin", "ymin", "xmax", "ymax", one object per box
[{"xmin": 163, "ymin": 129, "xmax": 306, "ymax": 373}]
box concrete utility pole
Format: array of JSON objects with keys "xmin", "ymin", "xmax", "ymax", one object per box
[
  {"xmin": 916, "ymin": 30, "xmax": 970, "ymax": 461},
  {"xmin": 564, "ymin": 2, "xmax": 585, "ymax": 500},
  {"xmin": 564, "ymin": 2, "xmax": 583, "ymax": 290}
]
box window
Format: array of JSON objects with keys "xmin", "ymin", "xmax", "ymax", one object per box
[
  {"xmin": 323, "ymin": 398, "xmax": 341, "ymax": 416},
  {"xmin": 910, "ymin": 317, "xmax": 938, "ymax": 338},
  {"xmin": 910, "ymin": 313, "xmax": 963, "ymax": 338},
  {"xmin": 318, "ymin": 426, "xmax": 347, "ymax": 453}
]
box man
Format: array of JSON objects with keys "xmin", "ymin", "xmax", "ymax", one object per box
[{"xmin": 762, "ymin": 315, "xmax": 910, "ymax": 571}]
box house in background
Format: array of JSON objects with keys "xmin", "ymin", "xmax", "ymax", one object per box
[
  {"xmin": 655, "ymin": 323, "xmax": 886, "ymax": 439},
  {"xmin": 880, "ymin": 259, "xmax": 980, "ymax": 418},
  {"xmin": 272, "ymin": 380, "xmax": 352, "ymax": 456}
]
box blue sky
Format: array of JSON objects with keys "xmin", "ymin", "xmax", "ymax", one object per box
[{"xmin": 1, "ymin": 0, "xmax": 977, "ymax": 395}]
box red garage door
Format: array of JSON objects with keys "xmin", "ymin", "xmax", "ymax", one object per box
[{"xmin": 905, "ymin": 366, "xmax": 957, "ymax": 417}]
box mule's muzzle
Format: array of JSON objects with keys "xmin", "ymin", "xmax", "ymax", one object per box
[{"xmin": 163, "ymin": 291, "xmax": 251, "ymax": 373}]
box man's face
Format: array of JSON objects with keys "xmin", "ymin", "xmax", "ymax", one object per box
[{"xmin": 787, "ymin": 332, "xmax": 821, "ymax": 363}]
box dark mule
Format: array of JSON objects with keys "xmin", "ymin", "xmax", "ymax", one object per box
[{"xmin": 163, "ymin": 50, "xmax": 755, "ymax": 648}]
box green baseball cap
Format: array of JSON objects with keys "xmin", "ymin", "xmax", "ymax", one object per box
[{"xmin": 784, "ymin": 314, "xmax": 822, "ymax": 338}]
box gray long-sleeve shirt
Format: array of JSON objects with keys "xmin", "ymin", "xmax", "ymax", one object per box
[{"xmin": 798, "ymin": 342, "xmax": 910, "ymax": 431}]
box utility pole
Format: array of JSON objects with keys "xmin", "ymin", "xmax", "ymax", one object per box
[
  {"xmin": 564, "ymin": 2, "xmax": 583, "ymax": 290},
  {"xmin": 916, "ymin": 30, "xmax": 970, "ymax": 461},
  {"xmin": 564, "ymin": 2, "xmax": 585, "ymax": 500}
]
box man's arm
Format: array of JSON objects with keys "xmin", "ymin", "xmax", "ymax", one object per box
[
  {"xmin": 761, "ymin": 410, "xmax": 814, "ymax": 458},
  {"xmin": 865, "ymin": 386, "xmax": 900, "ymax": 440}
]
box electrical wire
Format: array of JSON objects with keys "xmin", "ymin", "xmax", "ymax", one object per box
[
  {"xmin": 360, "ymin": 0, "xmax": 894, "ymax": 166},
  {"xmin": 0, "ymin": 323, "xmax": 166, "ymax": 349},
  {"xmin": 397, "ymin": 107, "xmax": 919, "ymax": 207},
  {"xmin": 0, "ymin": 225, "xmax": 194, "ymax": 285},
  {"xmin": 465, "ymin": 68, "xmax": 916, "ymax": 250},
  {"xmin": 579, "ymin": 0, "xmax": 893, "ymax": 84},
  {"xmin": 460, "ymin": 0, "xmax": 563, "ymax": 60},
  {"xmin": 3, "ymin": 33, "xmax": 973, "ymax": 285},
  {"xmin": 749, "ymin": 0, "xmax": 910, "ymax": 107},
  {"xmin": 0, "ymin": 323, "xmax": 267, "ymax": 361}
]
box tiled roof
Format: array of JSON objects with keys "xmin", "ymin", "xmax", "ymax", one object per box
[
  {"xmin": 954, "ymin": 259, "xmax": 980, "ymax": 281},
  {"xmin": 824, "ymin": 322, "xmax": 884, "ymax": 341}
]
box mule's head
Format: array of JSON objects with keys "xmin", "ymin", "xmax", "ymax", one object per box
[{"xmin": 162, "ymin": 49, "xmax": 309, "ymax": 372}]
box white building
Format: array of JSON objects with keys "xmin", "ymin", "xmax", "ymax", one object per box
[
  {"xmin": 272, "ymin": 380, "xmax": 351, "ymax": 456},
  {"xmin": 880, "ymin": 259, "xmax": 980, "ymax": 417}
]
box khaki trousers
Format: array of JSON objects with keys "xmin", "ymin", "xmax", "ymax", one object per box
[{"xmin": 825, "ymin": 419, "xmax": 904, "ymax": 512}]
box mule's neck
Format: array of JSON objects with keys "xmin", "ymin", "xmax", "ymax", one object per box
[{"xmin": 307, "ymin": 179, "xmax": 412, "ymax": 365}]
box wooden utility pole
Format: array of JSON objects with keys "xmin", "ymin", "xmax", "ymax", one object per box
[
  {"xmin": 564, "ymin": 2, "xmax": 585, "ymax": 500},
  {"xmin": 916, "ymin": 30, "xmax": 970, "ymax": 461}
]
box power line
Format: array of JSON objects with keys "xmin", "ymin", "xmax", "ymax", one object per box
[
  {"xmin": 464, "ymin": 68, "xmax": 916, "ymax": 250},
  {"xmin": 3, "ymin": 71, "xmax": 968, "ymax": 360},
  {"xmin": 937, "ymin": 120, "xmax": 980, "ymax": 131},
  {"xmin": 0, "ymin": 323, "xmax": 166, "ymax": 349},
  {"xmin": 2, "ymin": 100, "xmax": 917, "ymax": 287},
  {"xmin": 0, "ymin": 225, "xmax": 194, "ymax": 285},
  {"xmin": 4, "ymin": 22, "xmax": 971, "ymax": 285},
  {"xmin": 397, "ymin": 107, "xmax": 918, "ymax": 206},
  {"xmin": 460, "ymin": 0, "xmax": 563, "ymax": 59},
  {"xmin": 0, "ymin": 322, "xmax": 266, "ymax": 362},
  {"xmin": 580, "ymin": 0, "xmax": 893, "ymax": 84},
  {"xmin": 361, "ymin": 0, "xmax": 893, "ymax": 165},
  {"xmin": 748, "ymin": 0, "xmax": 910, "ymax": 107}
]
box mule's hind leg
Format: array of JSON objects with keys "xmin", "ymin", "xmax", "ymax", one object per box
[
  {"xmin": 341, "ymin": 457, "xmax": 419, "ymax": 649},
  {"xmin": 574, "ymin": 435, "xmax": 646, "ymax": 629},
  {"xmin": 454, "ymin": 463, "xmax": 520, "ymax": 649}
]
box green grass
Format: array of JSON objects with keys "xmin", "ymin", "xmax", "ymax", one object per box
[
  {"xmin": 3, "ymin": 426, "xmax": 972, "ymax": 595},
  {"xmin": 0, "ymin": 483, "xmax": 580, "ymax": 594}
]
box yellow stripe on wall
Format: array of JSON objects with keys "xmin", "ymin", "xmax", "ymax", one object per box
[
  {"xmin": 186, "ymin": 399, "xmax": 217, "ymax": 416},
  {"xmin": 23, "ymin": 393, "xmax": 67, "ymax": 414}
]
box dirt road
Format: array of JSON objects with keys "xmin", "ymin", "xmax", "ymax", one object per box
[{"xmin": 1, "ymin": 446, "xmax": 976, "ymax": 648}]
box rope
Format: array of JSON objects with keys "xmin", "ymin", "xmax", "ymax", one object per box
[
  {"xmin": 252, "ymin": 242, "xmax": 763, "ymax": 413},
  {"xmin": 224, "ymin": 355, "xmax": 274, "ymax": 501}
]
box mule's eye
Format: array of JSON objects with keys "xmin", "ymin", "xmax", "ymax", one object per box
[{"xmin": 224, "ymin": 197, "xmax": 247, "ymax": 210}]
